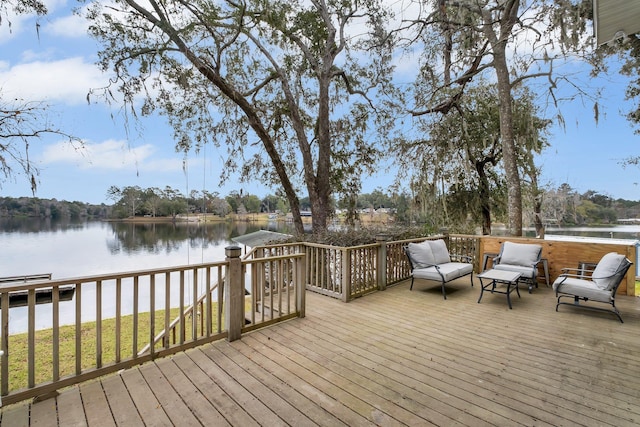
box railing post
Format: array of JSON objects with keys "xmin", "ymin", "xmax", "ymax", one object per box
[
  {"xmin": 296, "ymin": 252, "xmax": 306, "ymax": 318},
  {"xmin": 341, "ymin": 248, "xmax": 351, "ymax": 302},
  {"xmin": 376, "ymin": 234, "xmax": 388, "ymax": 291},
  {"xmin": 225, "ymin": 245, "xmax": 244, "ymax": 342}
]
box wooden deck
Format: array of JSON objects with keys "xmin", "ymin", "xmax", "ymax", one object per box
[{"xmin": 3, "ymin": 278, "xmax": 640, "ymax": 426}]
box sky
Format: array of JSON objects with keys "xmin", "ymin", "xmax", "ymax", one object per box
[{"xmin": 1, "ymin": 1, "xmax": 640, "ymax": 205}]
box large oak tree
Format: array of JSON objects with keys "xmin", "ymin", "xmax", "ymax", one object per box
[
  {"xmin": 403, "ymin": 0, "xmax": 591, "ymax": 236},
  {"xmin": 83, "ymin": 0, "xmax": 398, "ymax": 234}
]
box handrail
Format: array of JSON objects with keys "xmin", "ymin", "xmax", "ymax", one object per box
[
  {"xmin": 0, "ymin": 249, "xmax": 306, "ymax": 406},
  {"xmin": 139, "ymin": 249, "xmax": 304, "ymax": 355},
  {"xmin": 0, "ymin": 274, "xmax": 52, "ymax": 284}
]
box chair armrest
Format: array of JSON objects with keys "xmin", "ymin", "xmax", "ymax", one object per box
[{"xmin": 559, "ymin": 267, "xmax": 593, "ymax": 279}]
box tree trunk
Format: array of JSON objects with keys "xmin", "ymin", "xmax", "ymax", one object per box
[
  {"xmin": 475, "ymin": 162, "xmax": 492, "ymax": 235},
  {"xmin": 479, "ymin": 0, "xmax": 522, "ymax": 237},
  {"xmin": 493, "ymin": 49, "xmax": 522, "ymax": 236}
]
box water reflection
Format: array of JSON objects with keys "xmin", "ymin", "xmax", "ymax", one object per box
[
  {"xmin": 104, "ymin": 220, "xmax": 294, "ymax": 255},
  {"xmin": 0, "ymin": 218, "xmax": 294, "ymax": 279},
  {"xmin": 0, "ymin": 217, "xmax": 86, "ymax": 233}
]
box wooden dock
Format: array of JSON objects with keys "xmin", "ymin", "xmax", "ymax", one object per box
[{"xmin": 2, "ymin": 278, "xmax": 640, "ymax": 426}]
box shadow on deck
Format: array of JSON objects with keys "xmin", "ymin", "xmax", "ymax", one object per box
[{"xmin": 3, "ymin": 278, "xmax": 640, "ymax": 426}]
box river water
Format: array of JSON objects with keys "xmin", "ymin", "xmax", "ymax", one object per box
[{"xmin": 0, "ymin": 218, "xmax": 294, "ymax": 279}]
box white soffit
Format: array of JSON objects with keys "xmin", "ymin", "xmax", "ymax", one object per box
[{"xmin": 594, "ymin": 0, "xmax": 640, "ymax": 46}]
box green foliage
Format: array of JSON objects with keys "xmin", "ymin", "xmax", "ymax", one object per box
[
  {"xmin": 295, "ymin": 225, "xmax": 428, "ymax": 247},
  {"xmin": 398, "ymin": 83, "xmax": 549, "ymax": 234},
  {"xmin": 83, "ymin": 0, "xmax": 400, "ymax": 234},
  {"xmin": 405, "ymin": 0, "xmax": 592, "ymax": 235},
  {"xmin": 539, "ymin": 184, "xmax": 640, "ymax": 226},
  {"xmin": 0, "ymin": 197, "xmax": 109, "ymax": 219}
]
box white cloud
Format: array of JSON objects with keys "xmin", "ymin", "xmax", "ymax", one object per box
[
  {"xmin": 0, "ymin": 0, "xmax": 70, "ymax": 43},
  {"xmin": 0, "ymin": 56, "xmax": 107, "ymax": 105},
  {"xmin": 44, "ymin": 13, "xmax": 90, "ymax": 38},
  {"xmin": 40, "ymin": 139, "xmax": 186, "ymax": 173}
]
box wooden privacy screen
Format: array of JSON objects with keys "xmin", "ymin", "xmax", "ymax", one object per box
[{"xmin": 478, "ymin": 236, "xmax": 637, "ymax": 296}]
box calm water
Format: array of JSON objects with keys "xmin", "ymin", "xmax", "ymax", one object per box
[
  {"xmin": 0, "ymin": 218, "xmax": 294, "ymax": 333},
  {"xmin": 0, "ymin": 218, "xmax": 293, "ymax": 279}
]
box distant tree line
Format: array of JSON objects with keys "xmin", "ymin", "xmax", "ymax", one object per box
[
  {"xmin": 538, "ymin": 185, "xmax": 640, "ymax": 227},
  {"xmin": 106, "ymin": 186, "xmax": 293, "ymax": 220},
  {"xmin": 0, "ymin": 197, "xmax": 110, "ymax": 219},
  {"xmin": 2, "ymin": 183, "xmax": 638, "ymax": 229}
]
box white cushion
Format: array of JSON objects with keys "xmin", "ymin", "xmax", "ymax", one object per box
[
  {"xmin": 429, "ymin": 239, "xmax": 451, "ymax": 264},
  {"xmin": 553, "ymin": 276, "xmax": 613, "ymax": 303},
  {"xmin": 494, "ymin": 264, "xmax": 535, "ymax": 278},
  {"xmin": 413, "ymin": 262, "xmax": 473, "ymax": 282},
  {"xmin": 407, "ymin": 241, "xmax": 435, "ymax": 268},
  {"xmin": 499, "ymin": 242, "xmax": 541, "ymax": 266},
  {"xmin": 592, "ymin": 252, "xmax": 627, "ymax": 290}
]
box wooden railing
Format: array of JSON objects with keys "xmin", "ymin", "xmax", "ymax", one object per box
[
  {"xmin": 303, "ymin": 242, "xmax": 382, "ymax": 301},
  {"xmin": 1, "ymin": 233, "xmax": 636, "ymax": 405},
  {"xmin": 0, "ymin": 246, "xmax": 306, "ymax": 406}
]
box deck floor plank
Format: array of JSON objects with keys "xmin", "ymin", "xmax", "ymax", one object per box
[
  {"xmin": 248, "ymin": 331, "xmax": 442, "ymax": 425},
  {"xmin": 274, "ymin": 316, "xmax": 496, "ymax": 427},
  {"xmin": 195, "ymin": 345, "xmax": 313, "ymax": 426},
  {"xmin": 238, "ymin": 334, "xmax": 376, "ymax": 427},
  {"xmin": 182, "ymin": 348, "xmax": 284, "ymax": 426},
  {"xmin": 202, "ymin": 346, "xmax": 329, "ymax": 427},
  {"xmin": 101, "ymin": 372, "xmax": 144, "ymax": 427},
  {"xmin": 0, "ymin": 401, "xmax": 29, "ymax": 427},
  {"xmin": 3, "ymin": 280, "xmax": 640, "ymax": 426},
  {"xmin": 215, "ymin": 339, "xmax": 351, "ymax": 427},
  {"xmin": 377, "ymin": 285, "xmax": 640, "ymax": 423},
  {"xmin": 55, "ymin": 386, "xmax": 87, "ymax": 427},
  {"xmin": 301, "ymin": 292, "xmax": 551, "ymax": 426},
  {"xmin": 314, "ymin": 291, "xmax": 608, "ymax": 425},
  {"xmin": 119, "ymin": 367, "xmax": 172, "ymax": 426},
  {"xmin": 77, "ymin": 380, "xmax": 115, "ymax": 427},
  {"xmin": 28, "ymin": 397, "xmax": 58, "ymax": 427},
  {"xmin": 153, "ymin": 356, "xmax": 233, "ymax": 426},
  {"xmin": 136, "ymin": 362, "xmax": 199, "ymax": 427}
]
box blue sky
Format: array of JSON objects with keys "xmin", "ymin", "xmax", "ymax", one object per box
[{"xmin": 1, "ymin": 1, "xmax": 639, "ymax": 205}]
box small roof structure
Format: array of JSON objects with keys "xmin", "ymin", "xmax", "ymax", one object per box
[
  {"xmin": 593, "ymin": 0, "xmax": 640, "ymax": 46},
  {"xmin": 231, "ymin": 229, "xmax": 292, "ymax": 248}
]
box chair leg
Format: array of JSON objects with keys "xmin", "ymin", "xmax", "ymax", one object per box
[
  {"xmin": 441, "ymin": 281, "xmax": 447, "ymax": 300},
  {"xmin": 410, "ymin": 277, "xmax": 415, "ymax": 290},
  {"xmin": 556, "ymin": 294, "xmax": 624, "ymax": 323}
]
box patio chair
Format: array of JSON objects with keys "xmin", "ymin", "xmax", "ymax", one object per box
[
  {"xmin": 404, "ymin": 239, "xmax": 474, "ymax": 299},
  {"xmin": 492, "ymin": 241, "xmax": 542, "ymax": 293},
  {"xmin": 552, "ymin": 252, "xmax": 632, "ymax": 323}
]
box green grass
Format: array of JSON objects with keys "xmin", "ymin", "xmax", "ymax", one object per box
[{"xmin": 6, "ymin": 305, "xmax": 223, "ymax": 391}]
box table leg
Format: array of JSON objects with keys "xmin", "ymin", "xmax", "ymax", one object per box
[{"xmin": 477, "ymin": 277, "xmax": 488, "ymax": 304}]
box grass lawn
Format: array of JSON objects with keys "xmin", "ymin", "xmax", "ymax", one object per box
[{"xmin": 6, "ymin": 304, "xmax": 224, "ymax": 392}]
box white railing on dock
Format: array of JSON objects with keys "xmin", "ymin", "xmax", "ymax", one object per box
[{"xmin": 0, "ymin": 246, "xmax": 306, "ymax": 406}]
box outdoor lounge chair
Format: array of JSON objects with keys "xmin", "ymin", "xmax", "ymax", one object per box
[
  {"xmin": 404, "ymin": 239, "xmax": 474, "ymax": 299},
  {"xmin": 553, "ymin": 252, "xmax": 632, "ymax": 323},
  {"xmin": 492, "ymin": 241, "xmax": 542, "ymax": 293}
]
